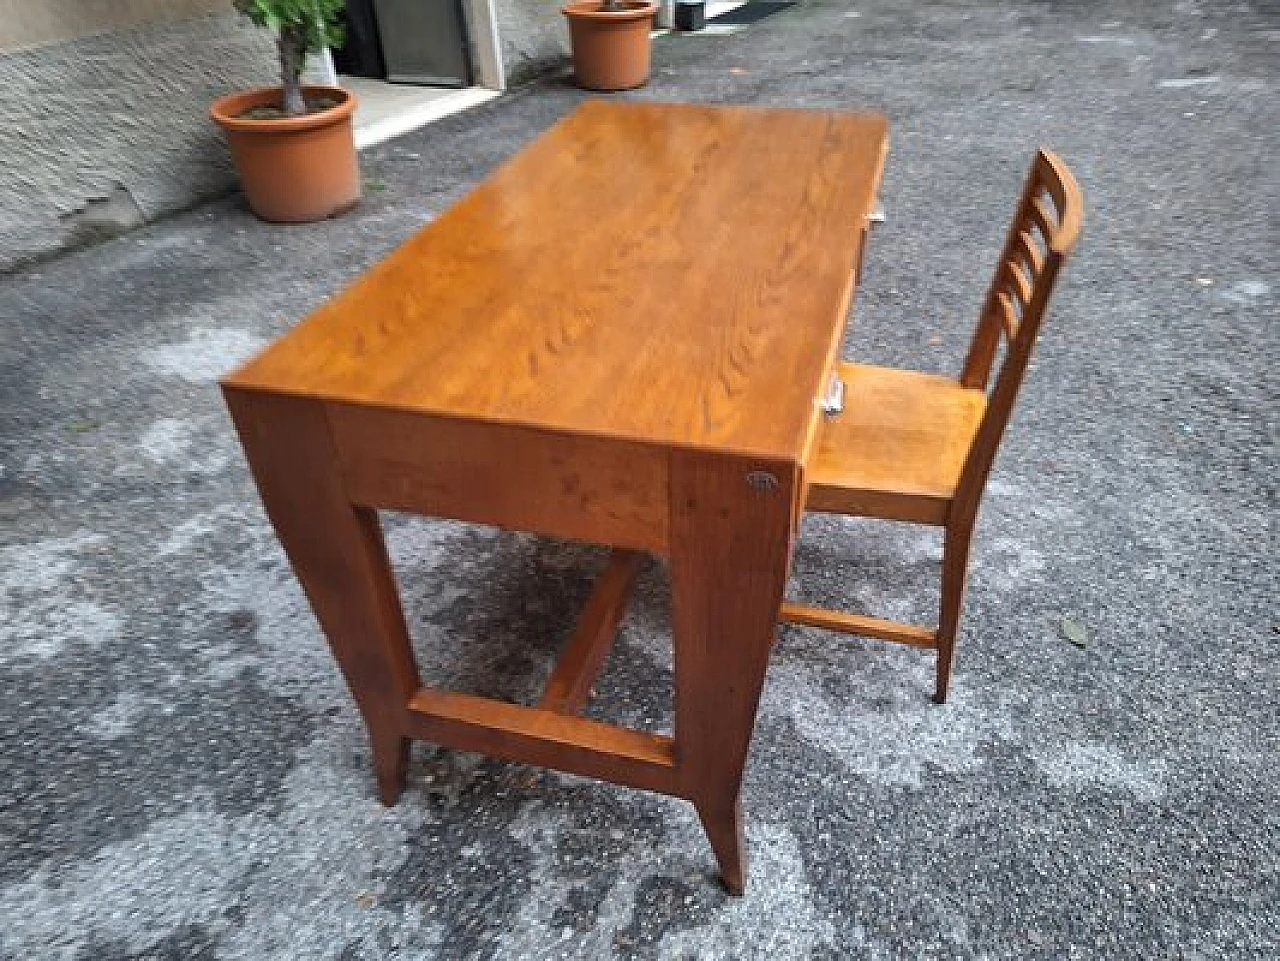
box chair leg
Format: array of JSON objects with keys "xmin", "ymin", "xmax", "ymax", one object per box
[{"xmin": 935, "ymin": 520, "xmax": 975, "ymax": 704}]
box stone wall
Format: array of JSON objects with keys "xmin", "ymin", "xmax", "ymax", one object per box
[
  {"xmin": 0, "ymin": 0, "xmax": 229, "ymax": 52},
  {"xmin": 0, "ymin": 11, "xmax": 274, "ymax": 273}
]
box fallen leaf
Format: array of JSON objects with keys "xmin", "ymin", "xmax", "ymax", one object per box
[
  {"xmin": 69, "ymin": 420, "xmax": 100, "ymax": 433},
  {"xmin": 355, "ymin": 891, "xmax": 375, "ymax": 909},
  {"xmin": 1060, "ymin": 616, "xmax": 1089, "ymax": 649},
  {"xmin": 927, "ymin": 334, "xmax": 944, "ymax": 346}
]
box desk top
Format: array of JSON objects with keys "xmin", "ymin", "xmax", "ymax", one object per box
[{"xmin": 225, "ymin": 101, "xmax": 888, "ymax": 460}]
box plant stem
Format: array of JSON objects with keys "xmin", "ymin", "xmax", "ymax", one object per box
[{"xmin": 278, "ymin": 26, "xmax": 307, "ymax": 116}]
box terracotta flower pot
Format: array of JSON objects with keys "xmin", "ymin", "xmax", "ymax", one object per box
[
  {"xmin": 210, "ymin": 85, "xmax": 360, "ymax": 223},
  {"xmin": 561, "ymin": 1, "xmax": 658, "ymax": 92}
]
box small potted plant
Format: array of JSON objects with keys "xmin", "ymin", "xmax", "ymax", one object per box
[
  {"xmin": 562, "ymin": 0, "xmax": 659, "ymax": 92},
  {"xmin": 211, "ymin": 1, "xmax": 360, "ymax": 223}
]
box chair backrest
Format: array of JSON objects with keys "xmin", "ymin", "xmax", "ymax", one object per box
[{"xmin": 953, "ymin": 149, "xmax": 1084, "ymax": 524}]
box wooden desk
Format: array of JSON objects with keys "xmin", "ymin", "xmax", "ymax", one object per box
[{"xmin": 222, "ymin": 101, "xmax": 888, "ymax": 894}]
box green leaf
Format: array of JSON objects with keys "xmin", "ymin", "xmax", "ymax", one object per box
[
  {"xmin": 232, "ymin": 0, "xmax": 348, "ymax": 51},
  {"xmin": 1059, "ymin": 615, "xmax": 1089, "ymax": 649}
]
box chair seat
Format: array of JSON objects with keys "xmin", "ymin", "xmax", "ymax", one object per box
[{"xmin": 807, "ymin": 362, "xmax": 987, "ymax": 525}]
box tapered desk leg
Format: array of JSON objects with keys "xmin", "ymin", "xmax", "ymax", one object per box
[
  {"xmin": 669, "ymin": 453, "xmax": 798, "ymax": 896},
  {"xmin": 223, "ymin": 389, "xmax": 422, "ymax": 805}
]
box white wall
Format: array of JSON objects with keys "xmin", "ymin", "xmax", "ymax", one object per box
[{"xmin": 492, "ymin": 0, "xmax": 569, "ymax": 85}]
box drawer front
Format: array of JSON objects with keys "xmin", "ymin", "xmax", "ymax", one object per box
[{"xmin": 327, "ymin": 403, "xmax": 670, "ymax": 553}]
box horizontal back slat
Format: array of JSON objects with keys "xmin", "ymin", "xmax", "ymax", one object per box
[
  {"xmin": 1036, "ymin": 152, "xmax": 1069, "ymax": 210},
  {"xmin": 1008, "ymin": 259, "xmax": 1034, "ymax": 306},
  {"xmin": 1028, "ymin": 195, "xmax": 1059, "ymax": 247},
  {"xmin": 995, "ymin": 290, "xmax": 1020, "ymax": 340},
  {"xmin": 1013, "ymin": 229, "xmax": 1046, "ymax": 275}
]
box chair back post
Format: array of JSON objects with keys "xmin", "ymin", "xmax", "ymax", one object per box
[{"xmin": 951, "ymin": 149, "xmax": 1083, "ymax": 530}]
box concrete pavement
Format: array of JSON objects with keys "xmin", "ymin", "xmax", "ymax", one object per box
[{"xmin": 1, "ymin": 1, "xmax": 1276, "ymax": 957}]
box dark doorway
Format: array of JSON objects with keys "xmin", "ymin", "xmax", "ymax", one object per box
[
  {"xmin": 334, "ymin": 0, "xmax": 386, "ymax": 78},
  {"xmin": 333, "ymin": 0, "xmax": 472, "ymax": 87}
]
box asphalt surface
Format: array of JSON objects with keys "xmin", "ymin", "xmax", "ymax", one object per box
[{"xmin": 1, "ymin": 1, "xmax": 1277, "ymax": 958}]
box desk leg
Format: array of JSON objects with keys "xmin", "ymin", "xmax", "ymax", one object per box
[
  {"xmin": 223, "ymin": 389, "xmax": 422, "ymax": 804},
  {"xmin": 670, "ymin": 453, "xmax": 797, "ymax": 895}
]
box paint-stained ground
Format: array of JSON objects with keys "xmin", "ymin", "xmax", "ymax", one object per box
[{"xmin": 1, "ymin": 1, "xmax": 1276, "ymax": 957}]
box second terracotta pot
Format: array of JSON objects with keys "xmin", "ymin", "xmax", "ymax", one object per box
[
  {"xmin": 210, "ymin": 85, "xmax": 360, "ymax": 224},
  {"xmin": 562, "ymin": 1, "xmax": 658, "ymax": 92}
]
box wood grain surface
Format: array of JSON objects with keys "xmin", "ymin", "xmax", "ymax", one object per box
[
  {"xmin": 325, "ymin": 402, "xmax": 671, "ymax": 552},
  {"xmin": 806, "ymin": 362, "xmax": 987, "ymax": 524},
  {"xmin": 224, "ymin": 100, "xmax": 888, "ymax": 461}
]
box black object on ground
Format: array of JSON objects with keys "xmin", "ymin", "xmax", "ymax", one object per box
[
  {"xmin": 675, "ymin": 0, "xmax": 707, "ymax": 31},
  {"xmin": 333, "ymin": 0, "xmax": 386, "ymax": 79}
]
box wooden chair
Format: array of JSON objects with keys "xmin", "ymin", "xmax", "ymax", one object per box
[{"xmin": 782, "ymin": 149, "xmax": 1084, "ymax": 703}]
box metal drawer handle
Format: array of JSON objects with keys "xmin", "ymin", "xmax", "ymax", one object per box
[{"xmin": 821, "ymin": 374, "xmax": 845, "ymax": 417}]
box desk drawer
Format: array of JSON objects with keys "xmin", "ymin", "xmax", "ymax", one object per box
[{"xmin": 327, "ymin": 403, "xmax": 670, "ymax": 554}]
